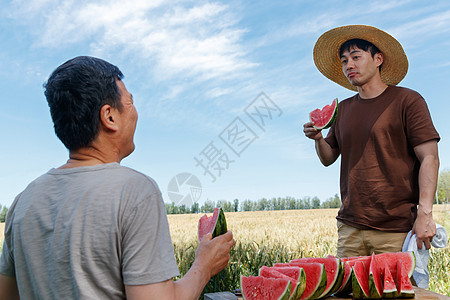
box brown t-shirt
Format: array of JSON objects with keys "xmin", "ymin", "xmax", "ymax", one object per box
[{"xmin": 325, "ymin": 86, "xmax": 440, "ymax": 232}]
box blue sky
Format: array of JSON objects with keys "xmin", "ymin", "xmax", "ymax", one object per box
[{"xmin": 1, "ymin": 0, "xmax": 449, "ymax": 208}]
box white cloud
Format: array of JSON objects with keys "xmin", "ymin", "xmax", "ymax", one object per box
[
  {"xmin": 390, "ymin": 9, "xmax": 450, "ymax": 41},
  {"xmin": 7, "ymin": 0, "xmax": 256, "ymax": 82}
]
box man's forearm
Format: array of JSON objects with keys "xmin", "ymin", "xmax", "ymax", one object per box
[
  {"xmin": 315, "ymin": 137, "xmax": 339, "ymax": 166},
  {"xmin": 417, "ymin": 152, "xmax": 439, "ymax": 213},
  {"xmin": 173, "ymin": 263, "xmax": 210, "ymax": 300}
]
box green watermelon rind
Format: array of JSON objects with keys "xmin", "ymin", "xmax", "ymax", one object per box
[
  {"xmin": 274, "ymin": 263, "xmax": 327, "ymax": 300},
  {"xmin": 307, "ymin": 265, "xmax": 327, "ymax": 300},
  {"xmin": 310, "ymin": 98, "xmax": 338, "ymax": 130},
  {"xmin": 334, "ymin": 263, "xmax": 352, "ymax": 297},
  {"xmin": 326, "ymin": 258, "xmax": 344, "ymax": 297},
  {"xmin": 212, "ymin": 207, "xmax": 227, "ymax": 238},
  {"xmin": 271, "ymin": 267, "xmax": 307, "ymax": 300},
  {"xmin": 240, "ymin": 275, "xmax": 291, "ymax": 300},
  {"xmin": 368, "ymin": 253, "xmax": 382, "ymax": 299},
  {"xmin": 352, "ymin": 261, "xmax": 370, "ymax": 299},
  {"xmin": 396, "ymin": 261, "xmax": 415, "ymax": 299},
  {"xmin": 292, "ymin": 257, "xmax": 342, "ymax": 299},
  {"xmin": 383, "ymin": 263, "xmax": 399, "ymax": 299},
  {"xmin": 198, "ymin": 207, "xmax": 227, "ymax": 242},
  {"xmin": 259, "ymin": 266, "xmax": 301, "ymax": 300}
]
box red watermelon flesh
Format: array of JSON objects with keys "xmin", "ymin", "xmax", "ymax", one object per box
[
  {"xmin": 241, "ymin": 275, "xmax": 291, "ymax": 300},
  {"xmin": 274, "ymin": 262, "xmax": 327, "ymax": 300},
  {"xmin": 269, "ymin": 267, "xmax": 307, "ymax": 299},
  {"xmin": 197, "ymin": 207, "xmax": 227, "ymax": 241},
  {"xmin": 376, "ymin": 251, "xmax": 415, "ymax": 279},
  {"xmin": 270, "ymin": 266, "xmax": 305, "ymax": 282},
  {"xmin": 290, "ymin": 257, "xmax": 342, "ymax": 298},
  {"xmin": 259, "ymin": 266, "xmax": 302, "ymax": 300},
  {"xmin": 337, "ymin": 255, "xmax": 371, "ymax": 296},
  {"xmin": 368, "ymin": 253, "xmax": 382, "ymax": 298},
  {"xmin": 309, "ymin": 98, "xmax": 338, "ymax": 130},
  {"xmin": 396, "ymin": 262, "xmax": 415, "ymax": 298},
  {"xmin": 352, "ymin": 260, "xmax": 370, "ymax": 299},
  {"xmin": 383, "ymin": 263, "xmax": 399, "ymax": 298}
]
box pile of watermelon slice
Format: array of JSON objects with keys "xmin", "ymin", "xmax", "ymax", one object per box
[{"xmin": 240, "ymin": 252, "xmax": 416, "ymax": 300}]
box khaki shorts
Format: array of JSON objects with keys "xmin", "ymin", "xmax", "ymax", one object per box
[{"xmin": 336, "ymin": 220, "xmax": 408, "ymax": 258}]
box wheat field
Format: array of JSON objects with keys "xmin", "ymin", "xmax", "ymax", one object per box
[
  {"xmin": 0, "ymin": 205, "xmax": 448, "ymax": 296},
  {"xmin": 167, "ymin": 205, "xmax": 450, "ymax": 296}
]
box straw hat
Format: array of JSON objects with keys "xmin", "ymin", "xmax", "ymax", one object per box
[{"xmin": 313, "ymin": 25, "xmax": 408, "ymax": 91}]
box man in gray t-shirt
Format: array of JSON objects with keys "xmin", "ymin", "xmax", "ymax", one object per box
[{"xmin": 0, "ymin": 56, "xmax": 235, "ymax": 300}]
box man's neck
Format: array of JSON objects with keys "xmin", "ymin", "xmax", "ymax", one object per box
[
  {"xmin": 357, "ymin": 78, "xmax": 388, "ymax": 99},
  {"xmin": 59, "ymin": 144, "xmax": 121, "ymax": 169}
]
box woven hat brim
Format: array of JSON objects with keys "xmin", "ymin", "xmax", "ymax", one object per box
[{"xmin": 313, "ymin": 25, "xmax": 408, "ymax": 91}]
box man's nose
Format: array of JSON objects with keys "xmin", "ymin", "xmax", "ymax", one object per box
[{"xmin": 346, "ymin": 58, "xmax": 355, "ymax": 69}]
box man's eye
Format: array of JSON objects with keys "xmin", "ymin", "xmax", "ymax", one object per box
[
  {"xmin": 341, "ymin": 60, "xmax": 347, "ymax": 64},
  {"xmin": 353, "ymin": 56, "xmax": 359, "ymax": 60}
]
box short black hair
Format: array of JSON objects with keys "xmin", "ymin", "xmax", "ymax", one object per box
[
  {"xmin": 339, "ymin": 38, "xmax": 381, "ymax": 58},
  {"xmin": 44, "ymin": 56, "xmax": 124, "ymax": 151}
]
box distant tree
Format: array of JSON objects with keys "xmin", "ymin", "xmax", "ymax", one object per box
[
  {"xmin": 287, "ymin": 196, "xmax": 297, "ymax": 210},
  {"xmin": 217, "ymin": 200, "xmax": 233, "ymax": 212},
  {"xmin": 0, "ymin": 206, "xmax": 8, "ymax": 222},
  {"xmin": 437, "ymin": 170, "xmax": 450, "ymax": 203},
  {"xmin": 191, "ymin": 202, "xmax": 200, "ymax": 214},
  {"xmin": 312, "ymin": 196, "xmax": 321, "ymax": 209},
  {"xmin": 302, "ymin": 197, "xmax": 311, "ymax": 209},
  {"xmin": 256, "ymin": 198, "xmax": 269, "ymax": 211},
  {"xmin": 241, "ymin": 199, "xmax": 253, "ymax": 211},
  {"xmin": 321, "ymin": 194, "xmax": 341, "ymax": 208},
  {"xmin": 178, "ymin": 204, "xmax": 188, "ymax": 214},
  {"xmin": 233, "ymin": 199, "xmax": 239, "ymax": 212},
  {"xmin": 201, "ymin": 200, "xmax": 215, "ymax": 213}
]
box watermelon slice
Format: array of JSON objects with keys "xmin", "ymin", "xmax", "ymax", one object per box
[
  {"xmin": 383, "ymin": 263, "xmax": 399, "ymax": 298},
  {"xmin": 334, "ymin": 261, "xmax": 352, "ymax": 296},
  {"xmin": 309, "ymin": 98, "xmax": 338, "ymax": 130},
  {"xmin": 396, "ymin": 261, "xmax": 415, "ymax": 298},
  {"xmin": 290, "ymin": 257, "xmax": 342, "ymax": 298},
  {"xmin": 274, "ymin": 262, "xmax": 327, "ymax": 300},
  {"xmin": 241, "ymin": 275, "xmax": 291, "ymax": 300},
  {"xmin": 368, "ymin": 253, "xmax": 382, "ymax": 298},
  {"xmin": 198, "ymin": 207, "xmax": 227, "ymax": 241},
  {"xmin": 352, "ymin": 260, "xmax": 370, "ymax": 299},
  {"xmin": 259, "ymin": 266, "xmax": 303, "ymax": 300},
  {"xmin": 376, "ymin": 251, "xmax": 415, "ymax": 279},
  {"xmin": 335, "ymin": 255, "xmax": 371, "ymax": 296},
  {"xmin": 268, "ymin": 267, "xmax": 307, "ymax": 300}
]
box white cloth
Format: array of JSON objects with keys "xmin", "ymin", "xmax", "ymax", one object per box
[{"xmin": 402, "ymin": 223, "xmax": 447, "ymax": 289}]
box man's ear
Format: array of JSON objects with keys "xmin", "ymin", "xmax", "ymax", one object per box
[
  {"xmin": 374, "ymin": 52, "xmax": 383, "ymax": 68},
  {"xmin": 100, "ymin": 104, "xmax": 119, "ymax": 132}
]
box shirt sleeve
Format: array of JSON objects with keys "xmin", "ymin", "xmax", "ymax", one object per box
[
  {"xmin": 324, "ymin": 123, "xmax": 339, "ymax": 149},
  {"xmin": 120, "ymin": 187, "xmax": 180, "ymax": 285},
  {"xmin": 0, "ymin": 205, "xmax": 16, "ymax": 277},
  {"xmin": 404, "ymin": 96, "xmax": 440, "ymax": 148}
]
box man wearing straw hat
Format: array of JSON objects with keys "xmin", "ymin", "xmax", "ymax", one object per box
[{"xmin": 303, "ymin": 25, "xmax": 440, "ymax": 257}]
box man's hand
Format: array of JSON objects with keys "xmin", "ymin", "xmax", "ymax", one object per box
[
  {"xmin": 194, "ymin": 231, "xmax": 235, "ymax": 278},
  {"xmin": 125, "ymin": 231, "xmax": 235, "ymax": 300},
  {"xmin": 303, "ymin": 121, "xmax": 323, "ymax": 140},
  {"xmin": 412, "ymin": 206, "xmax": 436, "ymax": 250},
  {"xmin": 413, "ymin": 140, "xmax": 439, "ymax": 250},
  {"xmin": 303, "ymin": 121, "xmax": 340, "ymax": 166}
]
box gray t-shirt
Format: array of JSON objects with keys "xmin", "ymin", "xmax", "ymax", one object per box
[{"xmin": 0, "ymin": 163, "xmax": 180, "ymax": 299}]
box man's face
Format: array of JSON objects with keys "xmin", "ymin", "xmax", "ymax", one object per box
[
  {"xmin": 340, "ymin": 46, "xmax": 383, "ymax": 88},
  {"xmin": 116, "ymin": 79, "xmax": 138, "ymax": 159}
]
